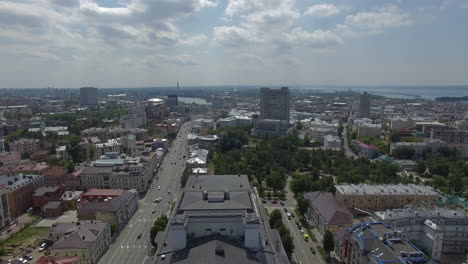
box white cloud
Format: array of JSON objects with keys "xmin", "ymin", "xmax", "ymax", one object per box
[
  {"xmin": 338, "ymin": 5, "xmax": 412, "ymax": 35},
  {"xmin": 304, "ymin": 4, "xmax": 340, "ymax": 17},
  {"xmin": 287, "ymin": 28, "xmax": 343, "ymax": 48},
  {"xmin": 213, "ymin": 26, "xmax": 260, "ymax": 46}
]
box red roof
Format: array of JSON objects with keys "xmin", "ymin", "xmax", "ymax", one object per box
[{"xmin": 353, "ymin": 139, "xmax": 379, "ymax": 150}]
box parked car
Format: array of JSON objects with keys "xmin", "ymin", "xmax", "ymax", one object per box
[
  {"xmin": 286, "ymin": 212, "xmax": 292, "ymax": 219},
  {"xmin": 152, "ymin": 210, "xmax": 156, "ymax": 214},
  {"xmin": 137, "ymin": 234, "xmax": 142, "ymax": 239},
  {"xmin": 283, "ymin": 208, "xmax": 288, "ymax": 213},
  {"xmin": 280, "ymin": 201, "xmax": 285, "ymax": 206},
  {"xmin": 271, "ymin": 200, "xmax": 278, "ymax": 204},
  {"xmin": 24, "ymin": 255, "xmax": 33, "ymax": 261},
  {"xmin": 303, "ymin": 234, "xmax": 309, "ymax": 241},
  {"xmin": 290, "ymin": 212, "xmax": 295, "ymax": 218},
  {"xmin": 157, "ymin": 186, "xmax": 161, "ymax": 190},
  {"xmin": 310, "ymin": 247, "xmax": 316, "ymax": 254}
]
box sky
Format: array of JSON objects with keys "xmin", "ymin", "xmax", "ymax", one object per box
[{"xmin": 0, "ymin": 0, "xmax": 468, "ymax": 88}]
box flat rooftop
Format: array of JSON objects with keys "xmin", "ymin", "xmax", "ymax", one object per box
[{"xmin": 336, "ymin": 184, "xmax": 437, "ymax": 196}]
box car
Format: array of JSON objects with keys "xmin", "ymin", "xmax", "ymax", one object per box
[
  {"xmin": 157, "ymin": 186, "xmax": 161, "ymax": 190},
  {"xmin": 290, "ymin": 212, "xmax": 295, "ymax": 218},
  {"xmin": 18, "ymin": 259, "xmax": 24, "ymax": 263},
  {"xmin": 271, "ymin": 200, "xmax": 278, "ymax": 204},
  {"xmin": 280, "ymin": 201, "xmax": 284, "ymax": 206},
  {"xmin": 137, "ymin": 234, "xmax": 142, "ymax": 239},
  {"xmin": 283, "ymin": 208, "xmax": 288, "ymax": 212},
  {"xmin": 303, "ymin": 234, "xmax": 309, "ymax": 241},
  {"xmin": 168, "ymin": 191, "xmax": 171, "ymax": 194},
  {"xmin": 286, "ymin": 213, "xmax": 291, "ymax": 219},
  {"xmin": 160, "ymin": 254, "xmax": 166, "ymax": 260},
  {"xmin": 300, "ymin": 229, "xmax": 304, "ymax": 234},
  {"xmin": 152, "ymin": 210, "xmax": 156, "ymax": 214},
  {"xmin": 24, "ymin": 255, "xmax": 33, "ymax": 261},
  {"xmin": 310, "ymin": 247, "xmax": 316, "ymax": 254}
]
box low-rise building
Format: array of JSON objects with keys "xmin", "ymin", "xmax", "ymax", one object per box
[
  {"xmin": 335, "ymin": 222, "xmax": 435, "ymax": 264},
  {"xmin": 352, "ymin": 139, "xmax": 379, "ymax": 159},
  {"xmin": 0, "ymin": 186, "xmax": 11, "ymax": 228},
  {"xmin": 218, "ymin": 116, "xmax": 253, "ymax": 128},
  {"xmin": 304, "ymin": 192, "xmax": 352, "ymax": 235},
  {"xmin": 197, "ymin": 135, "xmax": 218, "ymax": 149},
  {"xmin": 324, "ymin": 134, "xmax": 342, "ymax": 150},
  {"xmin": 9, "ymin": 138, "xmax": 40, "ymax": 156},
  {"xmin": 93, "ymin": 139, "xmax": 122, "ymax": 160},
  {"xmin": 47, "ymin": 220, "xmax": 111, "ymax": 264},
  {"xmin": 356, "ymin": 122, "xmax": 381, "ymax": 138},
  {"xmin": 335, "ymin": 184, "xmax": 438, "ymax": 215},
  {"xmin": 253, "ymin": 119, "xmax": 293, "ymax": 137},
  {"xmin": 390, "ymin": 139, "xmax": 447, "ymax": 157},
  {"xmin": 0, "ymin": 174, "xmax": 44, "ymax": 217},
  {"xmin": 77, "ymin": 190, "xmax": 138, "ymax": 231},
  {"xmin": 374, "ymin": 208, "xmax": 468, "ymax": 261},
  {"xmin": 42, "ymin": 166, "xmax": 68, "ymax": 186},
  {"xmin": 32, "ymin": 186, "xmax": 65, "ymax": 211},
  {"xmin": 80, "ymin": 127, "xmax": 148, "ymax": 141},
  {"xmin": 60, "ymin": 191, "xmax": 83, "ymax": 210}
]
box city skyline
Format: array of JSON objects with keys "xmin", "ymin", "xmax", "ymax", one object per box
[{"xmin": 0, "ymin": 0, "xmax": 468, "ymax": 88}]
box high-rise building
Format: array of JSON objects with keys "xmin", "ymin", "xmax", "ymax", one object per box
[
  {"xmin": 259, "ymin": 87, "xmax": 290, "ymax": 122},
  {"xmin": 80, "ymin": 87, "xmax": 99, "ymax": 109},
  {"xmin": 358, "ymin": 92, "xmax": 371, "ymax": 118}
]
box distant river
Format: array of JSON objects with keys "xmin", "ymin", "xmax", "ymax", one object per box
[{"xmin": 300, "ymin": 86, "xmax": 468, "ymax": 100}]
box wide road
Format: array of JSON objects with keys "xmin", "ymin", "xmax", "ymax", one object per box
[{"xmin": 99, "ymin": 122, "xmax": 191, "ymax": 264}]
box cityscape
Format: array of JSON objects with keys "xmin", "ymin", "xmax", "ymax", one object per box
[
  {"xmin": 0, "ymin": 85, "xmax": 467, "ymax": 264},
  {"xmin": 1, "ymin": 0, "xmax": 468, "ymax": 263}
]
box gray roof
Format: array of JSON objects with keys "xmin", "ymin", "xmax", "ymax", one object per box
[
  {"xmin": 33, "ymin": 186, "xmax": 61, "ymax": 196},
  {"xmin": 162, "ymin": 237, "xmax": 266, "ymax": 264},
  {"xmin": 44, "ymin": 201, "xmax": 62, "ymax": 210},
  {"xmin": 49, "ymin": 221, "xmax": 108, "ymax": 250},
  {"xmin": 78, "ymin": 190, "xmax": 136, "ymax": 213},
  {"xmin": 0, "ymin": 174, "xmax": 43, "ymax": 191},
  {"xmin": 179, "ymin": 175, "xmax": 252, "ymax": 212},
  {"xmin": 335, "ymin": 184, "xmax": 437, "ymax": 196},
  {"xmin": 375, "ymin": 208, "xmax": 468, "ymax": 221},
  {"xmin": 304, "ymin": 192, "xmax": 352, "ymax": 226},
  {"xmin": 184, "ymin": 175, "xmax": 250, "ymax": 192}
]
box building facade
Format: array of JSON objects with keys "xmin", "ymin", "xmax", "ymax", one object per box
[
  {"xmin": 374, "ymin": 208, "xmax": 468, "ymax": 261},
  {"xmin": 9, "ymin": 138, "xmax": 40, "ymax": 156},
  {"xmin": 259, "ymin": 87, "xmax": 290, "ymax": 122},
  {"xmin": 335, "ymin": 184, "xmax": 438, "ymax": 215},
  {"xmin": 0, "ymin": 174, "xmax": 44, "ymax": 217},
  {"xmin": 358, "ymin": 92, "xmax": 371, "ymax": 118},
  {"xmin": 80, "ymin": 87, "xmax": 99, "ymax": 109}
]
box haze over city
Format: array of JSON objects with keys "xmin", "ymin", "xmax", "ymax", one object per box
[{"xmin": 1, "ymin": 0, "xmax": 468, "ymax": 88}]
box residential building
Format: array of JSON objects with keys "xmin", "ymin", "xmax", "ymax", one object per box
[
  {"xmin": 252, "ymin": 119, "xmax": 293, "ymax": 137},
  {"xmin": 430, "ymin": 128, "xmax": 468, "ymax": 145},
  {"xmin": 0, "ymin": 174, "xmax": 44, "ymax": 217},
  {"xmin": 81, "ymin": 188, "xmax": 124, "ymax": 202},
  {"xmin": 305, "ymin": 127, "xmax": 337, "ymax": 141},
  {"xmin": 77, "ymin": 190, "xmax": 138, "ymax": 231},
  {"xmin": 335, "ymin": 184, "xmax": 438, "ymax": 215},
  {"xmin": 47, "ymin": 220, "xmax": 111, "ymax": 264},
  {"xmin": 304, "ymin": 192, "xmax": 352, "ymax": 235},
  {"xmin": 374, "ymin": 208, "xmax": 468, "ymax": 261},
  {"xmin": 32, "ymin": 186, "xmax": 65, "ymax": 211},
  {"xmin": 192, "ymin": 118, "xmax": 215, "ymax": 133},
  {"xmin": 80, "ymin": 87, "xmax": 99, "ymax": 109},
  {"xmin": 42, "ymin": 166, "xmax": 68, "ymax": 186},
  {"xmin": 9, "ymin": 138, "xmax": 40, "ymax": 156},
  {"xmin": 65, "ymin": 168, "xmax": 83, "ymax": 191},
  {"xmin": 352, "ymin": 139, "xmax": 379, "ymax": 159},
  {"xmin": 390, "ymin": 139, "xmax": 447, "ymax": 157},
  {"xmin": 93, "ymin": 139, "xmax": 122, "ymax": 160},
  {"xmin": 81, "ymin": 127, "xmax": 148, "ymax": 141},
  {"xmin": 34, "ymin": 256, "xmax": 80, "ymax": 264},
  {"xmin": 417, "ymin": 121, "xmax": 447, "ymax": 138},
  {"xmin": 335, "ymin": 222, "xmax": 435, "ymax": 264},
  {"xmin": 154, "ymin": 174, "xmax": 290, "ymax": 264},
  {"xmin": 80, "ymin": 153, "xmax": 157, "ymax": 193},
  {"xmin": 390, "ymin": 117, "xmax": 415, "ymax": 131},
  {"xmin": 356, "ymin": 122, "xmax": 381, "ymax": 138},
  {"xmin": 324, "ymin": 134, "xmax": 342, "ymax": 150},
  {"xmin": 259, "ymin": 87, "xmax": 290, "ymax": 122},
  {"xmin": 60, "ymin": 191, "xmax": 83, "ymax": 210},
  {"xmin": 120, "ymin": 103, "xmax": 146, "ymax": 129},
  {"xmin": 146, "ymin": 98, "xmax": 168, "ymax": 119},
  {"xmin": 0, "ymin": 186, "xmax": 11, "ymax": 228},
  {"xmin": 218, "ymin": 116, "xmax": 253, "ymax": 129},
  {"xmin": 358, "ymin": 92, "xmax": 371, "ymax": 118},
  {"xmin": 394, "ymin": 159, "xmax": 417, "ymax": 172},
  {"xmin": 56, "ymin": 146, "xmax": 69, "ymax": 160},
  {"xmin": 43, "ymin": 201, "xmax": 63, "ymax": 217},
  {"xmin": 0, "ymin": 138, "xmax": 5, "ymax": 153},
  {"xmin": 29, "ymin": 125, "xmax": 69, "ymax": 136}
]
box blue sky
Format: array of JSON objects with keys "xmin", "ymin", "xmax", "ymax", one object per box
[{"xmin": 0, "ymin": 0, "xmax": 467, "ymax": 88}]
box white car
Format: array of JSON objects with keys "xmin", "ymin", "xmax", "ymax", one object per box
[{"xmin": 157, "ymin": 186, "xmax": 161, "ymax": 190}]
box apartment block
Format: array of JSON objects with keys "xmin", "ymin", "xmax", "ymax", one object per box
[
  {"xmin": 9, "ymin": 138, "xmax": 40, "ymax": 156},
  {"xmin": 260, "ymin": 87, "xmax": 290, "ymax": 122},
  {"xmin": 335, "ymin": 222, "xmax": 435, "ymax": 264},
  {"xmin": 335, "ymin": 184, "xmax": 438, "ymax": 215},
  {"xmin": 374, "ymin": 208, "xmax": 468, "ymax": 261},
  {"xmin": 0, "ymin": 174, "xmax": 44, "ymax": 217}
]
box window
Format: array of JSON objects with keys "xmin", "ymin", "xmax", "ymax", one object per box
[
  {"xmin": 205, "ymin": 228, "xmax": 212, "ymax": 231},
  {"xmin": 220, "ymin": 228, "xmax": 226, "ymax": 231}
]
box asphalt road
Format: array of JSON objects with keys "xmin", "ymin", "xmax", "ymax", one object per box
[{"xmin": 98, "ymin": 122, "xmax": 191, "ymax": 264}]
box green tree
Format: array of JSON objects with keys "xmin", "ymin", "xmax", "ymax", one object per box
[
  {"xmin": 150, "ymin": 215, "xmax": 168, "ymax": 247},
  {"xmin": 393, "ymin": 146, "xmax": 415, "ymax": 159},
  {"xmin": 323, "ymin": 229, "xmax": 335, "ymax": 258},
  {"xmin": 416, "ymin": 161, "xmax": 426, "ymax": 175},
  {"xmin": 269, "ymin": 209, "xmax": 283, "ymax": 229},
  {"xmin": 110, "ymin": 223, "xmax": 117, "ymax": 236},
  {"xmin": 265, "ymin": 171, "xmax": 285, "ymax": 191},
  {"xmin": 296, "ymin": 194, "xmax": 310, "ymax": 215},
  {"xmin": 390, "ymin": 132, "xmax": 401, "ymax": 142},
  {"xmin": 167, "ymin": 130, "xmax": 177, "ymax": 140}
]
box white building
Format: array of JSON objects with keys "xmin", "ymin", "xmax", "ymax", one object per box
[
  {"xmin": 374, "ymin": 208, "xmax": 468, "ymax": 261},
  {"xmin": 324, "ymin": 134, "xmax": 342, "ymax": 150},
  {"xmin": 55, "ymin": 146, "xmax": 69, "ymax": 160},
  {"xmin": 94, "ymin": 139, "xmax": 122, "ymax": 160}
]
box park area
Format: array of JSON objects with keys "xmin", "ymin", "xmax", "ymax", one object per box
[{"xmin": 0, "ymin": 226, "xmax": 49, "ymax": 260}]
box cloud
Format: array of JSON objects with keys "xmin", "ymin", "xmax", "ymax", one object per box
[
  {"xmin": 146, "ymin": 54, "xmax": 199, "ymax": 66},
  {"xmin": 304, "ymin": 4, "xmax": 340, "ymax": 17},
  {"xmin": 213, "ymin": 26, "xmax": 260, "ymax": 46},
  {"xmin": 286, "ymin": 28, "xmax": 343, "ymax": 48},
  {"xmin": 338, "ymin": 5, "xmax": 412, "ymax": 36}
]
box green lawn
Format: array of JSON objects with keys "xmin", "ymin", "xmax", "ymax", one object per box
[
  {"xmin": 316, "ymin": 246, "xmax": 328, "ymax": 261},
  {"xmin": 4, "ymin": 227, "xmax": 49, "ymax": 245}
]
